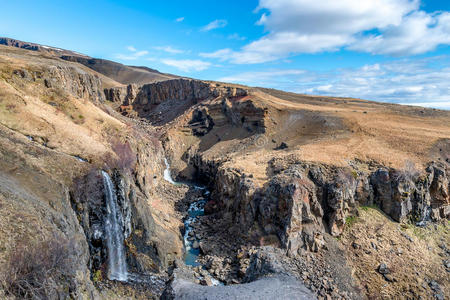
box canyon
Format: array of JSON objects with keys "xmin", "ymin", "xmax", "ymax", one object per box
[{"xmin": 0, "ymin": 39, "xmax": 448, "ymax": 299}]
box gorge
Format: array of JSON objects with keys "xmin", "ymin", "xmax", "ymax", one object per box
[{"xmin": 0, "ymin": 39, "xmax": 448, "ymax": 300}]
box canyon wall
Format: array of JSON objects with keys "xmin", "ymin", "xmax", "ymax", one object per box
[
  {"xmin": 0, "ymin": 51, "xmax": 183, "ymax": 298},
  {"xmin": 189, "ymin": 155, "xmax": 449, "ymax": 255}
]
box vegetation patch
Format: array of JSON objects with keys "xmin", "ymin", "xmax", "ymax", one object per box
[
  {"xmin": 360, "ymin": 204, "xmax": 378, "ymax": 212},
  {"xmin": 345, "ymin": 215, "xmax": 359, "ymax": 228},
  {"xmin": 0, "ymin": 234, "xmax": 75, "ymax": 299},
  {"xmin": 92, "ymin": 270, "xmax": 103, "ymax": 283}
]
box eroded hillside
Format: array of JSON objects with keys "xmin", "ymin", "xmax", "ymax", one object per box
[
  {"xmin": 0, "ymin": 42, "xmax": 448, "ymax": 299},
  {"xmin": 0, "ymin": 45, "xmax": 184, "ymax": 299}
]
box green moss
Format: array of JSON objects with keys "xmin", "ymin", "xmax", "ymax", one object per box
[
  {"xmin": 351, "ymin": 170, "xmax": 358, "ymax": 179},
  {"xmin": 360, "ymin": 204, "xmax": 378, "ymax": 211},
  {"xmin": 92, "ymin": 270, "xmax": 103, "ymax": 283},
  {"xmin": 345, "ymin": 215, "xmax": 358, "ymax": 228}
]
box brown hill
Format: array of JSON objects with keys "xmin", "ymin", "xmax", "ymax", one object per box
[
  {"xmin": 1, "ymin": 37, "xmax": 178, "ymax": 85},
  {"xmin": 60, "ymin": 56, "xmax": 178, "ymax": 85}
]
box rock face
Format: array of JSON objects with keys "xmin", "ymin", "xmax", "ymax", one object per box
[
  {"xmin": 371, "ymin": 162, "xmax": 450, "ymax": 222},
  {"xmin": 72, "ymin": 148, "xmax": 183, "ymax": 277},
  {"xmin": 46, "ymin": 64, "xmax": 105, "ymax": 102},
  {"xmin": 259, "ymin": 174, "xmax": 324, "ymax": 253},
  {"xmin": 188, "ymin": 97, "xmax": 267, "ymax": 137},
  {"xmin": 105, "ymin": 79, "xmax": 249, "ymax": 120},
  {"xmin": 192, "ymin": 156, "xmax": 449, "ymax": 256},
  {"xmin": 104, "ymin": 85, "xmax": 127, "ymax": 103},
  {"xmin": 9, "ymin": 62, "xmax": 105, "ymax": 102},
  {"xmin": 0, "ymin": 127, "xmax": 98, "ymax": 298}
]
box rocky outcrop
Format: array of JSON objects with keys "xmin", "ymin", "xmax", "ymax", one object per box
[
  {"xmin": 10, "ymin": 62, "xmax": 105, "ymax": 102},
  {"xmin": 259, "ymin": 174, "xmax": 325, "ymax": 253},
  {"xmin": 104, "ymin": 86, "xmax": 127, "ymax": 103},
  {"xmin": 134, "ymin": 79, "xmax": 212, "ymax": 105},
  {"xmin": 187, "ymin": 97, "xmax": 267, "ymax": 136},
  {"xmin": 104, "ymin": 79, "xmax": 239, "ymax": 104},
  {"xmin": 47, "ymin": 64, "xmax": 105, "ymax": 101},
  {"xmin": 104, "ymin": 79, "xmax": 249, "ymax": 120},
  {"xmin": 191, "ymin": 155, "xmax": 449, "ymax": 255},
  {"xmin": 370, "ymin": 162, "xmax": 449, "ymax": 222}
]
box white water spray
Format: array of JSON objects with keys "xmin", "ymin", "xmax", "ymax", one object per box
[{"xmin": 102, "ymin": 171, "xmax": 128, "ymax": 281}]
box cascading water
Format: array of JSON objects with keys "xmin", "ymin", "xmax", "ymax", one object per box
[
  {"xmin": 102, "ymin": 171, "xmax": 128, "ymax": 282},
  {"xmin": 163, "ymin": 158, "xmax": 221, "ymax": 285},
  {"xmin": 163, "ymin": 158, "xmax": 177, "ymax": 185},
  {"xmin": 163, "ymin": 158, "xmax": 207, "ymax": 265}
]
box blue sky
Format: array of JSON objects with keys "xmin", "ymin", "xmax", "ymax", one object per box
[{"xmin": 1, "ymin": 0, "xmax": 450, "ymax": 108}]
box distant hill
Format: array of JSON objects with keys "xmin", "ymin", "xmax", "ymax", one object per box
[
  {"xmin": 0, "ymin": 37, "xmax": 88, "ymax": 57},
  {"xmin": 60, "ymin": 56, "xmax": 178, "ymax": 85},
  {"xmin": 0, "ymin": 37, "xmax": 178, "ymax": 85}
]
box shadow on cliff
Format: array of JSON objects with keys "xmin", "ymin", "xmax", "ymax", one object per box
[{"xmin": 133, "ymin": 98, "xmax": 200, "ymax": 126}]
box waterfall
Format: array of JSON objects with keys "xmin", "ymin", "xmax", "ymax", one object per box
[
  {"xmin": 163, "ymin": 158, "xmax": 177, "ymax": 184},
  {"xmin": 102, "ymin": 171, "xmax": 128, "ymax": 282}
]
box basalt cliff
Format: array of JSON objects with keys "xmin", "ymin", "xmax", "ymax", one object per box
[{"xmin": 0, "ymin": 39, "xmax": 449, "ymax": 300}]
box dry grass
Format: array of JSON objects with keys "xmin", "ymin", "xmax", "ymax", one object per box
[
  {"xmin": 1, "ymin": 234, "xmax": 75, "ymax": 299},
  {"xmin": 165, "ymin": 85, "xmax": 449, "ymax": 185},
  {"xmin": 253, "ymin": 89, "xmax": 450, "ymax": 168},
  {"xmin": 341, "ymin": 207, "xmax": 449, "ymax": 299},
  {"xmin": 0, "ymin": 56, "xmax": 128, "ymax": 164}
]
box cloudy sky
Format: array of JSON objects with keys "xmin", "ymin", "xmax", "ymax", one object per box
[{"xmin": 2, "ymin": 0, "xmax": 449, "ymax": 108}]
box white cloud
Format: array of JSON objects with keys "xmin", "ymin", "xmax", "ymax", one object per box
[
  {"xmin": 350, "ymin": 11, "xmax": 450, "ymax": 55},
  {"xmin": 228, "ymin": 33, "xmax": 247, "ymax": 41},
  {"xmin": 176, "ymin": 17, "xmax": 185, "ymax": 22},
  {"xmin": 127, "ymin": 45, "xmax": 136, "ymax": 52},
  {"xmin": 202, "ymin": 0, "xmax": 450, "ymax": 63},
  {"xmin": 200, "ymin": 48, "xmax": 233, "ymax": 60},
  {"xmin": 399, "ymin": 101, "xmax": 450, "ymax": 109},
  {"xmin": 161, "ymin": 59, "xmax": 211, "ymax": 72},
  {"xmin": 219, "ymin": 69, "xmax": 304, "ymax": 85},
  {"xmin": 115, "ymin": 47, "xmax": 149, "ymax": 60},
  {"xmin": 201, "ymin": 19, "xmax": 227, "ymax": 31},
  {"xmin": 303, "ymin": 58, "xmax": 450, "ymax": 105},
  {"xmin": 216, "ymin": 57, "xmax": 450, "ymax": 108},
  {"xmin": 256, "ymin": 0, "xmax": 417, "ymax": 33},
  {"xmin": 154, "ymin": 46, "xmax": 184, "ymax": 54}
]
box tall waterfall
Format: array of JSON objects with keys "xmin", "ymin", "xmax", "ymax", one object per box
[{"xmin": 102, "ymin": 171, "xmax": 128, "ymax": 281}]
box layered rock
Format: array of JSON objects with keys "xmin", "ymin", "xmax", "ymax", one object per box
[
  {"xmin": 104, "ymin": 79, "xmax": 249, "ymax": 120},
  {"xmin": 9, "ymin": 61, "xmax": 105, "ymax": 102},
  {"xmin": 191, "ymin": 155, "xmax": 449, "ymax": 256}
]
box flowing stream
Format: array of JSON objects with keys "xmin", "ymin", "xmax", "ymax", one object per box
[
  {"xmin": 102, "ymin": 171, "xmax": 128, "ymax": 282},
  {"xmin": 163, "ymin": 158, "xmax": 208, "ymax": 266}
]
